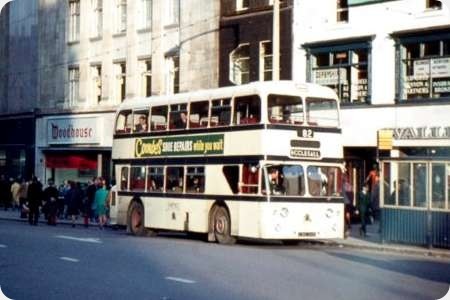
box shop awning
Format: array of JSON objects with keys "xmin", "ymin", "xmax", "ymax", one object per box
[{"xmin": 45, "ymin": 154, "xmax": 97, "ymax": 170}]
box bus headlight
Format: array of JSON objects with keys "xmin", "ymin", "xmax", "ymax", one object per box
[{"xmin": 280, "ymin": 207, "xmax": 289, "ymax": 218}]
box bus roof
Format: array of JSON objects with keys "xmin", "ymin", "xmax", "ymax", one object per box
[{"xmin": 118, "ymin": 81, "xmax": 338, "ymax": 111}]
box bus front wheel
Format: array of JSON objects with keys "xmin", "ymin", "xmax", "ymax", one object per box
[
  {"xmin": 128, "ymin": 201, "xmax": 146, "ymax": 236},
  {"xmin": 213, "ymin": 206, "xmax": 236, "ymax": 245}
]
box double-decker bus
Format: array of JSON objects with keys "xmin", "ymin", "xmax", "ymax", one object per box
[{"xmin": 110, "ymin": 81, "xmax": 344, "ymax": 244}]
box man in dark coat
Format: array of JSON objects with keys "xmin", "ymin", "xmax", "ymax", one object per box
[
  {"xmin": 27, "ymin": 176, "xmax": 43, "ymax": 225},
  {"xmin": 43, "ymin": 179, "xmax": 59, "ymax": 225}
]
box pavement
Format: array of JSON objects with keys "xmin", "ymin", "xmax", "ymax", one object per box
[{"xmin": 0, "ymin": 208, "xmax": 449, "ymax": 259}]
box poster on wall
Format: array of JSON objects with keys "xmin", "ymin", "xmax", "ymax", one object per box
[
  {"xmin": 413, "ymin": 58, "xmax": 450, "ymax": 78},
  {"xmin": 314, "ymin": 68, "xmax": 347, "ymax": 85}
]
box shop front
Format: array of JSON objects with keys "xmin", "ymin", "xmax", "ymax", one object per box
[{"xmin": 35, "ymin": 113, "xmax": 115, "ymax": 186}]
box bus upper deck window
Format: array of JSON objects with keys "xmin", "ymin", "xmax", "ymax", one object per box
[
  {"xmin": 189, "ymin": 101, "xmax": 209, "ymax": 129},
  {"xmin": 169, "ymin": 104, "xmax": 188, "ymax": 130},
  {"xmin": 151, "ymin": 106, "xmax": 168, "ymax": 131},
  {"xmin": 115, "ymin": 111, "xmax": 132, "ymax": 134},
  {"xmin": 306, "ymin": 98, "xmax": 339, "ymax": 127},
  {"xmin": 211, "ymin": 98, "xmax": 231, "ymax": 127},
  {"xmin": 234, "ymin": 95, "xmax": 260, "ymax": 125},
  {"xmin": 268, "ymin": 95, "xmax": 303, "ymax": 125},
  {"xmin": 133, "ymin": 110, "xmax": 149, "ymax": 133}
]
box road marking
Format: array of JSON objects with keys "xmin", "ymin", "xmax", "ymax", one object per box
[
  {"xmin": 165, "ymin": 276, "xmax": 196, "ymax": 284},
  {"xmin": 0, "ymin": 244, "xmax": 7, "ymax": 248},
  {"xmin": 55, "ymin": 235, "xmax": 102, "ymax": 244},
  {"xmin": 59, "ymin": 257, "xmax": 80, "ymax": 263}
]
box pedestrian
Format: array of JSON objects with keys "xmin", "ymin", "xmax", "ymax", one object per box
[
  {"xmin": 10, "ymin": 178, "xmax": 21, "ymax": 211},
  {"xmin": 94, "ymin": 178, "xmax": 109, "ymax": 230},
  {"xmin": 83, "ymin": 177, "xmax": 99, "ymax": 227},
  {"xmin": 365, "ymin": 163, "xmax": 380, "ymax": 221},
  {"xmin": 43, "ymin": 178, "xmax": 59, "ymax": 225},
  {"xmin": 27, "ymin": 176, "xmax": 43, "ymax": 225},
  {"xmin": 65, "ymin": 181, "xmax": 83, "ymax": 227},
  {"xmin": 19, "ymin": 178, "xmax": 28, "ymax": 218},
  {"xmin": 358, "ymin": 184, "xmax": 371, "ymax": 237}
]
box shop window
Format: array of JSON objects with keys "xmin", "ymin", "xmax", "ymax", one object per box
[
  {"xmin": 310, "ymin": 46, "xmax": 370, "ymax": 104},
  {"xmin": 130, "ymin": 166, "xmax": 146, "ymax": 191},
  {"xmin": 169, "ymin": 103, "xmax": 187, "ymax": 130},
  {"xmin": 431, "ymin": 163, "xmax": 446, "ymax": 209},
  {"xmin": 383, "ymin": 162, "xmax": 395, "ymax": 205},
  {"xmin": 186, "ymin": 167, "xmax": 204, "ymax": 193},
  {"xmin": 166, "ymin": 167, "xmax": 184, "ymax": 193},
  {"xmin": 413, "ymin": 163, "xmax": 427, "ymax": 208},
  {"xmin": 241, "ymin": 164, "xmax": 259, "ymax": 194},
  {"xmin": 398, "ymin": 163, "xmax": 411, "ymax": 206},
  {"xmin": 120, "ymin": 166, "xmax": 129, "ymax": 190},
  {"xmin": 0, "ymin": 150, "xmax": 6, "ymax": 167},
  {"xmin": 230, "ymin": 44, "xmax": 250, "ymax": 85},
  {"xmin": 189, "ymin": 101, "xmax": 209, "ymax": 128},
  {"xmin": 399, "ymin": 36, "xmax": 450, "ymax": 101},
  {"xmin": 444, "ymin": 40, "xmax": 450, "ymax": 55},
  {"xmin": 268, "ymin": 94, "xmax": 303, "ymax": 124},
  {"xmin": 307, "ymin": 166, "xmax": 341, "ymax": 197},
  {"xmin": 133, "ymin": 110, "xmax": 149, "ymax": 133},
  {"xmin": 233, "ymin": 95, "xmax": 261, "ymax": 125},
  {"xmin": 147, "ymin": 167, "xmax": 164, "ymax": 192},
  {"xmin": 150, "ymin": 106, "xmax": 168, "ymax": 131},
  {"xmin": 115, "ymin": 110, "xmax": 132, "ymax": 134},
  {"xmin": 210, "ymin": 98, "xmax": 231, "ymax": 127}
]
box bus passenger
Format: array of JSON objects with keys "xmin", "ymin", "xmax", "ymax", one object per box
[
  {"xmin": 269, "ymin": 168, "xmax": 284, "ymax": 195},
  {"xmin": 135, "ymin": 115, "xmax": 148, "ymax": 132}
]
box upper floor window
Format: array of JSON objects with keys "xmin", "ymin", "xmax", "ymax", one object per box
[
  {"xmin": 91, "ymin": 0, "xmax": 103, "ymax": 37},
  {"xmin": 260, "ymin": 41, "xmax": 273, "ymax": 81},
  {"xmin": 398, "ymin": 35, "xmax": 450, "ymax": 101},
  {"xmin": 166, "ymin": 0, "xmax": 179, "ymax": 25},
  {"xmin": 116, "ymin": 0, "xmax": 127, "ymax": 33},
  {"xmin": 140, "ymin": 0, "xmax": 152, "ymax": 29},
  {"xmin": 230, "ymin": 44, "xmax": 250, "ymax": 85},
  {"xmin": 115, "ymin": 62, "xmax": 126, "ymax": 102},
  {"xmin": 166, "ymin": 55, "xmax": 180, "ymax": 94},
  {"xmin": 236, "ymin": 0, "xmax": 249, "ymax": 11},
  {"xmin": 140, "ymin": 59, "xmax": 152, "ymax": 97},
  {"xmin": 337, "ymin": 0, "xmax": 348, "ymax": 23},
  {"xmin": 68, "ymin": 0, "xmax": 80, "ymax": 42},
  {"xmin": 91, "ymin": 64, "xmax": 102, "ymax": 103},
  {"xmin": 68, "ymin": 67, "xmax": 80, "ymax": 105},
  {"xmin": 426, "ymin": 0, "xmax": 442, "ymax": 9}
]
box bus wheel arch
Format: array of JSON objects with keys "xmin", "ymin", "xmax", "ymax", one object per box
[
  {"xmin": 208, "ymin": 202, "xmax": 236, "ymax": 245},
  {"xmin": 127, "ymin": 199, "xmax": 149, "ymax": 237}
]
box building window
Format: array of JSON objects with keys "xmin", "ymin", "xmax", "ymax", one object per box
[
  {"xmin": 91, "ymin": 0, "xmax": 103, "ymax": 37},
  {"xmin": 308, "ymin": 43, "xmax": 370, "ymax": 104},
  {"xmin": 140, "ymin": 0, "xmax": 152, "ymax": 29},
  {"xmin": 166, "ymin": 55, "xmax": 179, "ymax": 94},
  {"xmin": 260, "ymin": 41, "xmax": 273, "ymax": 81},
  {"xmin": 91, "ymin": 65, "xmax": 102, "ymax": 103},
  {"xmin": 166, "ymin": 0, "xmax": 179, "ymax": 25},
  {"xmin": 230, "ymin": 44, "xmax": 250, "ymax": 85},
  {"xmin": 141, "ymin": 59, "xmax": 152, "ymax": 97},
  {"xmin": 68, "ymin": 67, "xmax": 80, "ymax": 105},
  {"xmin": 68, "ymin": 0, "xmax": 80, "ymax": 42},
  {"xmin": 426, "ymin": 0, "xmax": 442, "ymax": 9},
  {"xmin": 337, "ymin": 0, "xmax": 348, "ymax": 23},
  {"xmin": 398, "ymin": 35, "xmax": 450, "ymax": 101},
  {"xmin": 237, "ymin": 0, "xmax": 249, "ymax": 11},
  {"xmin": 116, "ymin": 0, "xmax": 127, "ymax": 33},
  {"xmin": 115, "ymin": 62, "xmax": 126, "ymax": 102}
]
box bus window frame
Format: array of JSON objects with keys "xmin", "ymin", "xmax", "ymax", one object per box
[
  {"xmin": 305, "ymin": 97, "xmax": 340, "ymax": 128},
  {"xmin": 169, "ymin": 103, "xmax": 188, "ymax": 130},
  {"xmin": 132, "ymin": 109, "xmax": 150, "ymax": 133},
  {"xmin": 115, "ymin": 110, "xmax": 133, "ymax": 134},
  {"xmin": 210, "ymin": 98, "xmax": 232, "ymax": 127},
  {"xmin": 147, "ymin": 166, "xmax": 165, "ymax": 192},
  {"xmin": 166, "ymin": 165, "xmax": 185, "ymax": 193},
  {"xmin": 150, "ymin": 105, "xmax": 168, "ymax": 132},
  {"xmin": 233, "ymin": 94, "xmax": 261, "ymax": 126},
  {"xmin": 186, "ymin": 166, "xmax": 205, "ymax": 193},
  {"xmin": 189, "ymin": 100, "xmax": 210, "ymax": 129}
]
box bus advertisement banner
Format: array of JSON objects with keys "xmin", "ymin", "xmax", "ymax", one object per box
[{"xmin": 135, "ymin": 134, "xmax": 224, "ymax": 158}]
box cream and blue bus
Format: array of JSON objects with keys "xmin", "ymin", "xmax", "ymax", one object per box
[{"xmin": 110, "ymin": 81, "xmax": 345, "ymax": 244}]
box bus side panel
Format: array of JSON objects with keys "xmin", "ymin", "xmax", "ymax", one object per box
[
  {"xmin": 260, "ymin": 202, "xmax": 345, "ymax": 239},
  {"xmin": 112, "ymin": 195, "xmax": 133, "ymax": 226},
  {"xmin": 162, "ymin": 198, "xmax": 213, "ymax": 233},
  {"xmin": 231, "ymin": 201, "xmax": 263, "ymax": 239},
  {"xmin": 144, "ymin": 196, "xmax": 168, "ymax": 229}
]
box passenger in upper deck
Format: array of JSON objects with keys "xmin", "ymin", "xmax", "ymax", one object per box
[{"xmin": 135, "ymin": 115, "xmax": 148, "ymax": 132}]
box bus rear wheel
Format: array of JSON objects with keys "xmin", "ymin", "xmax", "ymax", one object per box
[
  {"xmin": 128, "ymin": 201, "xmax": 146, "ymax": 236},
  {"xmin": 213, "ymin": 206, "xmax": 236, "ymax": 245}
]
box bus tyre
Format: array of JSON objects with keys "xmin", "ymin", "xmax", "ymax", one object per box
[
  {"xmin": 213, "ymin": 206, "xmax": 236, "ymax": 245},
  {"xmin": 128, "ymin": 201, "xmax": 146, "ymax": 236}
]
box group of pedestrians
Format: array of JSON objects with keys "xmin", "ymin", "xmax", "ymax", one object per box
[{"xmin": 0, "ymin": 174, "xmax": 113, "ymax": 229}]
